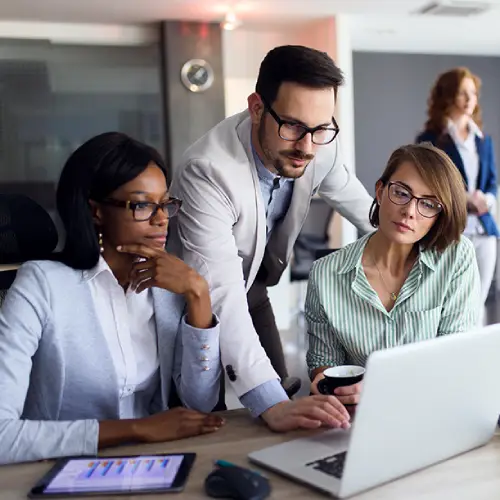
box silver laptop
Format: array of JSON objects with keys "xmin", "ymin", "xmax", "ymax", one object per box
[{"xmin": 249, "ymin": 324, "xmax": 500, "ymax": 498}]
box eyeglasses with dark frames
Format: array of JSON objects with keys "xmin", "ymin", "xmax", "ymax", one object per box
[
  {"xmin": 387, "ymin": 182, "xmax": 443, "ymax": 218},
  {"xmin": 262, "ymin": 98, "xmax": 340, "ymax": 145},
  {"xmin": 100, "ymin": 197, "xmax": 182, "ymax": 222}
]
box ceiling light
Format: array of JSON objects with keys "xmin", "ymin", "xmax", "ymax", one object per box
[
  {"xmin": 415, "ymin": 1, "xmax": 490, "ymax": 17},
  {"xmin": 221, "ymin": 11, "xmax": 241, "ymax": 31}
]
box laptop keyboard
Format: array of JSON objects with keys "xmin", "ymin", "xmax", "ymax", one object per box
[{"xmin": 306, "ymin": 451, "xmax": 347, "ymax": 479}]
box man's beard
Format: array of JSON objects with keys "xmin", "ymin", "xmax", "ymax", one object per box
[{"xmin": 258, "ymin": 118, "xmax": 314, "ymax": 179}]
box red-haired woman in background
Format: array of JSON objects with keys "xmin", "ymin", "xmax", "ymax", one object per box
[{"xmin": 417, "ymin": 67, "xmax": 498, "ymax": 313}]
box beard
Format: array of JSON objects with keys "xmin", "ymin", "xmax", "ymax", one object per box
[{"xmin": 257, "ymin": 118, "xmax": 314, "ymax": 179}]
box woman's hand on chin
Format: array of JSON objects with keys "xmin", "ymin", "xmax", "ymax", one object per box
[
  {"xmin": 117, "ymin": 243, "xmax": 207, "ymax": 296},
  {"xmin": 117, "ymin": 243, "xmax": 213, "ymax": 329}
]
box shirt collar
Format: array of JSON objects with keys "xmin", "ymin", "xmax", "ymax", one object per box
[
  {"xmin": 418, "ymin": 247, "xmax": 437, "ymax": 272},
  {"xmin": 250, "ymin": 134, "xmax": 290, "ymax": 184},
  {"xmin": 446, "ymin": 118, "xmax": 483, "ymax": 139},
  {"xmin": 82, "ymin": 255, "xmax": 114, "ymax": 282},
  {"xmin": 336, "ymin": 233, "xmax": 371, "ymax": 275},
  {"xmin": 335, "ymin": 233, "xmax": 436, "ymax": 275}
]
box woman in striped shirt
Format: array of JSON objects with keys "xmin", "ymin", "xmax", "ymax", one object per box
[{"xmin": 306, "ymin": 143, "xmax": 480, "ymax": 404}]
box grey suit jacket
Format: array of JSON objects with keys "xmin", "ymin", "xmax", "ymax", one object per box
[
  {"xmin": 169, "ymin": 110, "xmax": 373, "ymax": 396},
  {"xmin": 0, "ymin": 260, "xmax": 221, "ymax": 464}
]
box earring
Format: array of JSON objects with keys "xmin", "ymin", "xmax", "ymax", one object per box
[{"xmin": 98, "ymin": 232, "xmax": 104, "ymax": 254}]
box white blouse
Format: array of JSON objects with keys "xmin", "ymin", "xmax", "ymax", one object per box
[
  {"xmin": 447, "ymin": 119, "xmax": 494, "ymax": 235},
  {"xmin": 83, "ymin": 257, "xmax": 160, "ymax": 418}
]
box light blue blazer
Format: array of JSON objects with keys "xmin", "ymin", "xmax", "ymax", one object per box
[{"xmin": 0, "ymin": 260, "xmax": 221, "ymax": 464}]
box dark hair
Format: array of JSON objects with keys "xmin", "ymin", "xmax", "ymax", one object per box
[
  {"xmin": 423, "ymin": 67, "xmax": 482, "ymax": 135},
  {"xmin": 255, "ymin": 45, "xmax": 344, "ymax": 105},
  {"xmin": 56, "ymin": 132, "xmax": 167, "ymax": 270},
  {"xmin": 369, "ymin": 143, "xmax": 467, "ymax": 252}
]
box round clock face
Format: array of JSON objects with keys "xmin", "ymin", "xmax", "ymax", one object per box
[{"xmin": 180, "ymin": 59, "xmax": 214, "ymax": 93}]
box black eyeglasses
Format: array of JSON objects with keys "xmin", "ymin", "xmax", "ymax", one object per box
[
  {"xmin": 262, "ymin": 98, "xmax": 339, "ymax": 145},
  {"xmin": 100, "ymin": 198, "xmax": 182, "ymax": 222},
  {"xmin": 387, "ymin": 182, "xmax": 443, "ymax": 218}
]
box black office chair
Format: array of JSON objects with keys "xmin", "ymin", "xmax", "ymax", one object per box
[
  {"xmin": 0, "ymin": 194, "xmax": 58, "ymax": 305},
  {"xmin": 0, "ymin": 270, "xmax": 15, "ymax": 306},
  {"xmin": 314, "ymin": 248, "xmax": 339, "ymax": 260},
  {"xmin": 290, "ymin": 198, "xmax": 335, "ymax": 282}
]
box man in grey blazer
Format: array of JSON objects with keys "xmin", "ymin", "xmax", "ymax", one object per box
[{"xmin": 169, "ymin": 45, "xmax": 373, "ymax": 431}]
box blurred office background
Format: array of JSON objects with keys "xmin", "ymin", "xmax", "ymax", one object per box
[{"xmin": 1, "ymin": 0, "xmax": 500, "ymax": 404}]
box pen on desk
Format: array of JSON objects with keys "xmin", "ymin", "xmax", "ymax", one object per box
[
  {"xmin": 215, "ymin": 460, "xmax": 236, "ymax": 468},
  {"xmin": 215, "ymin": 460, "xmax": 262, "ymax": 475}
]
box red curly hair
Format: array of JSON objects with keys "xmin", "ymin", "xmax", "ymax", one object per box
[{"xmin": 424, "ymin": 67, "xmax": 483, "ymax": 135}]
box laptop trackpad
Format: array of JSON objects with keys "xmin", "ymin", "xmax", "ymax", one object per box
[
  {"xmin": 306, "ymin": 427, "xmax": 351, "ymax": 445},
  {"xmin": 255, "ymin": 428, "xmax": 350, "ymax": 465}
]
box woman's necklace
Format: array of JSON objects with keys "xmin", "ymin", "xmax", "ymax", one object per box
[{"xmin": 371, "ymin": 255, "xmax": 398, "ymax": 301}]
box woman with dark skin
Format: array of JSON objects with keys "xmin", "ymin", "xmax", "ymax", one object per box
[{"xmin": 0, "ymin": 132, "xmax": 223, "ymax": 464}]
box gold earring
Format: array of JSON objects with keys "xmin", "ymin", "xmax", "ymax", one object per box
[{"xmin": 98, "ymin": 232, "xmax": 104, "ymax": 254}]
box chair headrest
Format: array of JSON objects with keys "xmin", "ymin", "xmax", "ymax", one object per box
[{"xmin": 0, "ymin": 194, "xmax": 58, "ymax": 264}]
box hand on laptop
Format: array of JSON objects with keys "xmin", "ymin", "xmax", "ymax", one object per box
[
  {"xmin": 260, "ymin": 396, "xmax": 351, "ymax": 432},
  {"xmin": 310, "ymin": 373, "xmax": 363, "ymax": 405}
]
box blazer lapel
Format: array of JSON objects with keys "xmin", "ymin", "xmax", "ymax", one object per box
[
  {"xmin": 236, "ymin": 115, "xmax": 267, "ymax": 289},
  {"xmin": 61, "ymin": 277, "xmax": 121, "ymax": 420},
  {"xmin": 441, "ymin": 134, "xmax": 469, "ymax": 188}
]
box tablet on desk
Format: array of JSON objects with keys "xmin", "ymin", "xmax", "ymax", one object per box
[{"xmin": 29, "ymin": 453, "xmax": 196, "ymax": 498}]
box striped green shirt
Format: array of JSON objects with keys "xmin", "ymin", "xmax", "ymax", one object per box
[{"xmin": 305, "ymin": 233, "xmax": 481, "ymax": 374}]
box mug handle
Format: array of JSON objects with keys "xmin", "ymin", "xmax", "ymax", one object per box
[{"xmin": 317, "ymin": 378, "xmax": 330, "ymax": 395}]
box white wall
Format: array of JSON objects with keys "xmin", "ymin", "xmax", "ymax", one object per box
[
  {"xmin": 350, "ymin": 14, "xmax": 500, "ymax": 56},
  {"xmin": 223, "ymin": 28, "xmax": 301, "ymax": 116},
  {"xmin": 332, "ymin": 15, "xmax": 358, "ymax": 246},
  {"xmin": 0, "ymin": 20, "xmax": 156, "ymax": 45}
]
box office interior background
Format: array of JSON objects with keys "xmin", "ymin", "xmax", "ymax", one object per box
[{"xmin": 1, "ymin": 0, "xmax": 500, "ymax": 404}]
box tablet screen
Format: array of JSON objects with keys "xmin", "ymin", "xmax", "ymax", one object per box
[{"xmin": 37, "ymin": 454, "xmax": 191, "ymax": 495}]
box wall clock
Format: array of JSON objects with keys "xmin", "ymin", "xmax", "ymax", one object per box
[{"xmin": 180, "ymin": 59, "xmax": 214, "ymax": 93}]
